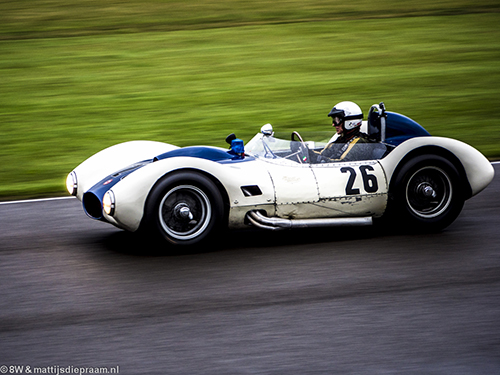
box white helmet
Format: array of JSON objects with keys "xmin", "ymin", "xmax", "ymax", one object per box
[{"xmin": 328, "ymin": 101, "xmax": 363, "ymax": 131}]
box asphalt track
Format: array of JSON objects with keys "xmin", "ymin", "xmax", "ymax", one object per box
[{"xmin": 1, "ymin": 164, "xmax": 499, "ymax": 375}]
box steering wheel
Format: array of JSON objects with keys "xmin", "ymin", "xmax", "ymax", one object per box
[
  {"xmin": 291, "ymin": 131, "xmax": 306, "ymax": 147},
  {"xmin": 288, "ymin": 131, "xmax": 309, "ymax": 163}
]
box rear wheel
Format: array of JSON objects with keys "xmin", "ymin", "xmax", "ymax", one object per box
[
  {"xmin": 389, "ymin": 155, "xmax": 465, "ymax": 231},
  {"xmin": 145, "ymin": 172, "xmax": 224, "ymax": 246}
]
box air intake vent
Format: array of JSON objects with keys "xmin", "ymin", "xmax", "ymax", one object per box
[
  {"xmin": 83, "ymin": 192, "xmax": 103, "ymax": 219},
  {"xmin": 241, "ymin": 185, "xmax": 262, "ymax": 197}
]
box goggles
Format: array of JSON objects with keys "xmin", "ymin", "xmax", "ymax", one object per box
[{"xmin": 332, "ymin": 117, "xmax": 344, "ymax": 126}]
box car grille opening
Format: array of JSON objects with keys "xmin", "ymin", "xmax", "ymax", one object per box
[{"xmin": 83, "ymin": 192, "xmax": 103, "ymax": 219}]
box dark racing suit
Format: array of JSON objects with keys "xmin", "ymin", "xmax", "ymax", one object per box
[{"xmin": 315, "ymin": 131, "xmax": 373, "ymax": 162}]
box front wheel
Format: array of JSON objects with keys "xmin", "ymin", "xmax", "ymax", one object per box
[
  {"xmin": 144, "ymin": 172, "xmax": 224, "ymax": 246},
  {"xmin": 389, "ymin": 155, "xmax": 465, "ymax": 232}
]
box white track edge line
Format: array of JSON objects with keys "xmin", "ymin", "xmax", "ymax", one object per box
[{"xmin": 0, "ymin": 196, "xmax": 76, "ymax": 206}]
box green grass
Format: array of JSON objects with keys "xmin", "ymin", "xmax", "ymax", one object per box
[
  {"xmin": 1, "ymin": 1, "xmax": 500, "ymax": 199},
  {"xmin": 2, "ymin": 0, "xmax": 498, "ymax": 40}
]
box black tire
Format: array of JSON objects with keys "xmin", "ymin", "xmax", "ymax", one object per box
[
  {"xmin": 388, "ymin": 154, "xmax": 465, "ymax": 232},
  {"xmin": 145, "ymin": 172, "xmax": 224, "ymax": 246}
]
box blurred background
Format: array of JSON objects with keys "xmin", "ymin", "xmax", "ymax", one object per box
[{"xmin": 1, "ymin": 0, "xmax": 499, "ymax": 199}]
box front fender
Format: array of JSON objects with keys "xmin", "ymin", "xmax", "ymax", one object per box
[
  {"xmin": 106, "ymin": 156, "xmax": 275, "ymax": 232},
  {"xmin": 72, "ymin": 141, "xmax": 179, "ymax": 200}
]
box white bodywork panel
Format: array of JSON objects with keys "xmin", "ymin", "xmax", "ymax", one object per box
[{"xmin": 262, "ymin": 161, "xmax": 318, "ymax": 219}]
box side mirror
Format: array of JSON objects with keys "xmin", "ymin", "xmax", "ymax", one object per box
[
  {"xmin": 260, "ymin": 123, "xmax": 274, "ymax": 136},
  {"xmin": 225, "ymin": 133, "xmax": 237, "ymax": 145}
]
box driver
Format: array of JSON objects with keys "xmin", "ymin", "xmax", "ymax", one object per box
[{"xmin": 316, "ymin": 101, "xmax": 372, "ymax": 162}]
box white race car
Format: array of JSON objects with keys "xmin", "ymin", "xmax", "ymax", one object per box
[{"xmin": 66, "ymin": 103, "xmax": 494, "ymax": 246}]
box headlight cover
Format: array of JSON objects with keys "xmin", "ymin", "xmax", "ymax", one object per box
[
  {"xmin": 103, "ymin": 190, "xmax": 116, "ymax": 216},
  {"xmin": 66, "ymin": 171, "xmax": 78, "ymax": 196}
]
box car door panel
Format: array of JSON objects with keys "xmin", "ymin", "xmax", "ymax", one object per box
[{"xmin": 311, "ymin": 161, "xmax": 388, "ymax": 217}]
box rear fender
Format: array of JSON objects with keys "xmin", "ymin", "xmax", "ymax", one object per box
[{"xmin": 381, "ymin": 137, "xmax": 494, "ymax": 199}]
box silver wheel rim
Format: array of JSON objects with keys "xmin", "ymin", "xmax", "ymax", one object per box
[
  {"xmin": 158, "ymin": 185, "xmax": 211, "ymax": 241},
  {"xmin": 406, "ymin": 166, "xmax": 453, "ymax": 219}
]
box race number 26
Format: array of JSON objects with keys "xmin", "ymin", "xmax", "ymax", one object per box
[{"xmin": 341, "ymin": 165, "xmax": 379, "ymax": 195}]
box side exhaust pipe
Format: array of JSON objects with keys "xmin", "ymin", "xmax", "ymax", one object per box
[{"xmin": 246, "ymin": 210, "xmax": 372, "ymax": 231}]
